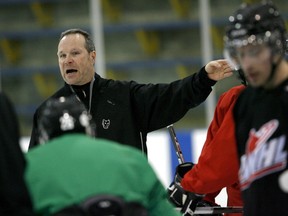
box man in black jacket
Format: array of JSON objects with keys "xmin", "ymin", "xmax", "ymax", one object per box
[{"xmin": 29, "ymin": 28, "xmax": 233, "ymax": 153}]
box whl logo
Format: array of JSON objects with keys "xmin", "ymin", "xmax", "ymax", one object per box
[{"xmin": 239, "ymin": 119, "xmax": 287, "ymax": 190}]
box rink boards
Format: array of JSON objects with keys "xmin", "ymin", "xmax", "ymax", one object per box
[
  {"xmin": 146, "ymin": 129, "xmax": 207, "ymax": 187},
  {"xmin": 146, "ymin": 129, "xmax": 228, "ymax": 206}
]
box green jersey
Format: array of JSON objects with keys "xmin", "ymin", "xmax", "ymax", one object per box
[{"xmin": 25, "ymin": 134, "xmax": 180, "ymax": 216}]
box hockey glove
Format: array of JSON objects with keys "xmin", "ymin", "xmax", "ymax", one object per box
[
  {"xmin": 167, "ymin": 162, "xmax": 205, "ymax": 215},
  {"xmin": 167, "ymin": 162, "xmax": 194, "ymax": 206}
]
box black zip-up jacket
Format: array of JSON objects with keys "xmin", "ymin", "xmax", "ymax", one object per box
[{"xmin": 29, "ymin": 67, "xmax": 216, "ymax": 154}]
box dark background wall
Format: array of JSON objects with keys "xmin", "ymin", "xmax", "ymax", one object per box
[{"xmin": 0, "ymin": 0, "xmax": 287, "ymax": 136}]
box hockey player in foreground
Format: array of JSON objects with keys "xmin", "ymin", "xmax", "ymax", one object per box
[
  {"xmin": 227, "ymin": 1, "xmax": 288, "ymax": 216},
  {"xmin": 24, "ymin": 96, "xmax": 181, "ymax": 216},
  {"xmin": 167, "ymin": 81, "xmax": 246, "ymax": 216},
  {"xmin": 168, "ymin": 1, "xmax": 288, "ymax": 215},
  {"xmin": 166, "ymin": 10, "xmax": 249, "ymax": 216},
  {"xmin": 166, "ymin": 74, "xmax": 246, "ymax": 215}
]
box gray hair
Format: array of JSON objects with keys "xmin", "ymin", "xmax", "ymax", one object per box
[{"xmin": 59, "ymin": 28, "xmax": 95, "ymax": 52}]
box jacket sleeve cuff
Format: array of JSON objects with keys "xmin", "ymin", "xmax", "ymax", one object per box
[{"xmin": 198, "ymin": 66, "xmax": 217, "ymax": 87}]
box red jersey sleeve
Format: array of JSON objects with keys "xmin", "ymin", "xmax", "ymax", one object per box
[{"xmin": 181, "ymin": 85, "xmax": 245, "ymax": 194}]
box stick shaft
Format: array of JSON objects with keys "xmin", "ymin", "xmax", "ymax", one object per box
[
  {"xmin": 167, "ymin": 124, "xmax": 185, "ymax": 164},
  {"xmin": 193, "ymin": 206, "xmax": 243, "ymax": 214},
  {"xmin": 176, "ymin": 206, "xmax": 243, "ymax": 215}
]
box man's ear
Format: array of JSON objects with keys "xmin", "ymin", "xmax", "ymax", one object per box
[{"xmin": 91, "ymin": 51, "xmax": 96, "ymax": 64}]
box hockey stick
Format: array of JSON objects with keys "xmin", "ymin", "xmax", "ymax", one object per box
[
  {"xmin": 167, "ymin": 125, "xmax": 243, "ymax": 215},
  {"xmin": 193, "ymin": 206, "xmax": 243, "ymax": 214},
  {"xmin": 167, "ymin": 124, "xmax": 185, "ymax": 164},
  {"xmin": 176, "ymin": 206, "xmax": 243, "ymax": 215}
]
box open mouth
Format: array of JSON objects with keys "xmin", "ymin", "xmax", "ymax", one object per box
[
  {"xmin": 247, "ymin": 73, "xmax": 258, "ymax": 82},
  {"xmin": 66, "ymin": 69, "xmax": 78, "ymax": 74}
]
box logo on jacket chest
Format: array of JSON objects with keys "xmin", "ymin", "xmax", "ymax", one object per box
[{"xmin": 102, "ymin": 119, "xmax": 110, "ymax": 129}]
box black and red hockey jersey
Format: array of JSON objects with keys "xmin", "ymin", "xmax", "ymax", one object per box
[{"xmin": 233, "ymin": 80, "xmax": 288, "ymax": 216}]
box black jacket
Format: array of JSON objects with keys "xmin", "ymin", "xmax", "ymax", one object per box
[
  {"xmin": 29, "ymin": 67, "xmax": 216, "ymax": 154},
  {"xmin": 0, "ymin": 93, "xmax": 34, "ymax": 216}
]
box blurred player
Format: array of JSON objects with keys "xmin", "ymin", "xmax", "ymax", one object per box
[
  {"xmin": 24, "ymin": 96, "xmax": 181, "ymax": 216},
  {"xmin": 225, "ymin": 1, "xmax": 288, "ymax": 215}
]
